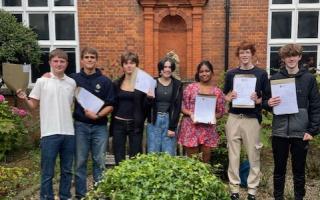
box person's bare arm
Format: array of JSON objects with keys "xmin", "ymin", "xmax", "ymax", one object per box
[{"xmin": 16, "ymin": 89, "xmax": 39, "ymax": 110}]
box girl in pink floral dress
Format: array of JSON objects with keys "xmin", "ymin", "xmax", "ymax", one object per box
[{"xmin": 178, "ymin": 60, "xmax": 225, "ymax": 163}]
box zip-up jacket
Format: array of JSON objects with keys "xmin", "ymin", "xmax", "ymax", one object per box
[
  {"xmin": 147, "ymin": 77, "xmax": 183, "ymax": 132},
  {"xmin": 263, "ymin": 66, "xmax": 320, "ymax": 138}
]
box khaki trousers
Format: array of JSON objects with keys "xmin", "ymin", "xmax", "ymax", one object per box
[{"xmin": 226, "ymin": 113, "xmax": 262, "ymax": 195}]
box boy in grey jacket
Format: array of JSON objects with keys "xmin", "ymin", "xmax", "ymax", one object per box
[{"xmin": 266, "ymin": 43, "xmax": 320, "ymax": 200}]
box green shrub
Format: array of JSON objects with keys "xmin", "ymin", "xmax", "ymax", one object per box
[
  {"xmin": 86, "ymin": 153, "xmax": 229, "ymax": 200},
  {"xmin": 0, "ymin": 95, "xmax": 29, "ymax": 161},
  {"xmin": 0, "ymin": 166, "xmax": 29, "ymax": 196},
  {"xmin": 211, "ymin": 115, "xmax": 229, "ymax": 180},
  {"xmin": 0, "ymin": 9, "xmax": 41, "ymax": 66}
]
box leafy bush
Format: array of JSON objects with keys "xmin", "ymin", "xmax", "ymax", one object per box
[
  {"xmin": 86, "ymin": 153, "xmax": 229, "ymax": 200},
  {"xmin": 0, "ymin": 166, "xmax": 29, "ymax": 196},
  {"xmin": 0, "ymin": 9, "xmax": 41, "ymax": 66},
  {"xmin": 0, "ymin": 95, "xmax": 29, "ymax": 160},
  {"xmin": 211, "ymin": 115, "xmax": 229, "ymax": 180}
]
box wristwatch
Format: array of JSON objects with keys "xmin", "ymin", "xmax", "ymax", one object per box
[{"xmin": 96, "ymin": 113, "xmax": 101, "ymax": 119}]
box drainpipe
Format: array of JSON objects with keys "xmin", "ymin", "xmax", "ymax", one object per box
[{"xmin": 224, "ymin": 0, "xmax": 230, "ymax": 72}]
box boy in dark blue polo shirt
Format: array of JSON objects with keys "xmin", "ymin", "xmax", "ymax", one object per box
[{"xmin": 71, "ymin": 47, "xmax": 115, "ymax": 199}]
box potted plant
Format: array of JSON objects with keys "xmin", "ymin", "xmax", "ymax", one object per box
[{"xmin": 0, "ymin": 9, "xmax": 41, "ymax": 90}]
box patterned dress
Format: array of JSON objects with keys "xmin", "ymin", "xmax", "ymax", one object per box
[{"xmin": 178, "ymin": 82, "xmax": 225, "ymax": 148}]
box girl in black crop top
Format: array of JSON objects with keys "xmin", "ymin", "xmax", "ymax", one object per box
[{"xmin": 110, "ymin": 51, "xmax": 149, "ymax": 165}]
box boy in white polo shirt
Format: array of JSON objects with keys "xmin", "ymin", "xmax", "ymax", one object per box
[{"xmin": 17, "ymin": 49, "xmax": 76, "ymax": 200}]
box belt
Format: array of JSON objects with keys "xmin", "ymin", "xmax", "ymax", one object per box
[
  {"xmin": 230, "ymin": 113, "xmax": 252, "ymax": 119},
  {"xmin": 157, "ymin": 112, "xmax": 168, "ymax": 116}
]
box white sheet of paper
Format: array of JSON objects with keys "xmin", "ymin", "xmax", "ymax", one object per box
[
  {"xmin": 271, "ymin": 78, "xmax": 299, "ymax": 115},
  {"xmin": 134, "ymin": 69, "xmax": 156, "ymax": 95},
  {"xmin": 194, "ymin": 94, "xmax": 217, "ymax": 124},
  {"xmin": 75, "ymin": 87, "xmax": 104, "ymax": 113},
  {"xmin": 232, "ymin": 75, "xmax": 256, "ymax": 108}
]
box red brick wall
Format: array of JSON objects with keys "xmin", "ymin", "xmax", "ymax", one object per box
[
  {"xmin": 78, "ymin": 0, "xmax": 268, "ymax": 80},
  {"xmin": 228, "ymin": 0, "xmax": 268, "ymax": 69},
  {"xmin": 202, "ymin": 0, "xmax": 268, "ymax": 78},
  {"xmin": 78, "ymin": 0, "xmax": 144, "ymax": 79}
]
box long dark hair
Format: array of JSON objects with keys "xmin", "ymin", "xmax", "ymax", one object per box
[{"xmin": 194, "ymin": 60, "xmax": 214, "ymax": 82}]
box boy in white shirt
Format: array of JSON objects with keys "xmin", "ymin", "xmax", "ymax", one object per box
[{"xmin": 17, "ymin": 49, "xmax": 76, "ymax": 200}]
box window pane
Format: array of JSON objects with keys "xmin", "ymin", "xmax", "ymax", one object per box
[
  {"xmin": 298, "ymin": 12, "xmax": 318, "ymax": 38},
  {"xmin": 29, "ymin": 14, "xmax": 49, "ymax": 40},
  {"xmin": 271, "ymin": 12, "xmax": 292, "ymax": 39},
  {"xmin": 270, "ymin": 46, "xmax": 318, "ymax": 75},
  {"xmin": 28, "ymin": 0, "xmax": 48, "ymax": 7},
  {"xmin": 299, "ymin": 0, "xmax": 319, "ymax": 3},
  {"xmin": 32, "ymin": 48, "xmax": 50, "ymax": 83},
  {"xmin": 272, "ymin": 0, "xmax": 292, "ymax": 4},
  {"xmin": 60, "ymin": 48, "xmax": 76, "ymax": 75},
  {"xmin": 270, "ymin": 47, "xmax": 282, "ymax": 75},
  {"xmin": 2, "ymin": 0, "xmax": 21, "ymax": 6},
  {"xmin": 54, "ymin": 0, "xmax": 74, "ymax": 6},
  {"xmin": 55, "ymin": 14, "xmax": 75, "ymax": 40},
  {"xmin": 12, "ymin": 14, "xmax": 23, "ymax": 23},
  {"xmin": 301, "ymin": 46, "xmax": 317, "ymax": 74}
]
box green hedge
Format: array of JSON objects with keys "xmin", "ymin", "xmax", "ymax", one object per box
[{"xmin": 86, "ymin": 153, "xmax": 229, "ymax": 200}]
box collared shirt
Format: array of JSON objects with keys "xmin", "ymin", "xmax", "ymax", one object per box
[{"xmin": 29, "ymin": 73, "xmax": 76, "ymax": 138}]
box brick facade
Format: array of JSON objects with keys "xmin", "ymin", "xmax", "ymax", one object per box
[{"xmin": 78, "ymin": 0, "xmax": 268, "ymax": 80}]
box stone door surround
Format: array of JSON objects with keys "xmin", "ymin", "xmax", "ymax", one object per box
[{"xmin": 138, "ymin": 0, "xmax": 208, "ymax": 79}]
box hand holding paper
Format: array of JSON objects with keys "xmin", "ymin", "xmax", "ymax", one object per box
[
  {"xmin": 75, "ymin": 87, "xmax": 104, "ymax": 114},
  {"xmin": 194, "ymin": 94, "xmax": 217, "ymax": 124},
  {"xmin": 134, "ymin": 69, "xmax": 156, "ymax": 95},
  {"xmin": 232, "ymin": 74, "xmax": 256, "ymax": 108},
  {"xmin": 271, "ymin": 78, "xmax": 298, "ymax": 115}
]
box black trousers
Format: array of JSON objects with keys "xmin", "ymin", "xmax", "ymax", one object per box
[
  {"xmin": 272, "ymin": 136, "xmax": 309, "ymax": 200},
  {"xmin": 112, "ymin": 118, "xmax": 143, "ymax": 165}
]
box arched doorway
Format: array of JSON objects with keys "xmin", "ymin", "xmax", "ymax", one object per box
[{"xmin": 158, "ymin": 15, "xmax": 187, "ymax": 79}]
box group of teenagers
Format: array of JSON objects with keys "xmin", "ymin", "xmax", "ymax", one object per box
[{"xmin": 16, "ymin": 40, "xmax": 320, "ymax": 200}]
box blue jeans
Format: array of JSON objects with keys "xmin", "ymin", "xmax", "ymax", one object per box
[
  {"xmin": 40, "ymin": 134, "xmax": 75, "ymax": 200},
  {"xmin": 147, "ymin": 113, "xmax": 176, "ymax": 156},
  {"xmin": 74, "ymin": 121, "xmax": 108, "ymax": 198}
]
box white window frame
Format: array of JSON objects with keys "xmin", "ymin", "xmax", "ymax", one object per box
[
  {"xmin": 267, "ymin": 0, "xmax": 320, "ymax": 75},
  {"xmin": 0, "ymin": 0, "xmax": 80, "ymax": 86}
]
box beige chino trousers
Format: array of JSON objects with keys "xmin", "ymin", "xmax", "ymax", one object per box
[{"xmin": 226, "ymin": 113, "xmax": 262, "ymax": 195}]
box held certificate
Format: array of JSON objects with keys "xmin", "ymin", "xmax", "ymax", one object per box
[
  {"xmin": 134, "ymin": 68, "xmax": 157, "ymax": 95},
  {"xmin": 2, "ymin": 63, "xmax": 29, "ymax": 91},
  {"xmin": 271, "ymin": 78, "xmax": 298, "ymax": 115},
  {"xmin": 194, "ymin": 94, "xmax": 217, "ymax": 124},
  {"xmin": 75, "ymin": 87, "xmax": 104, "ymax": 113},
  {"xmin": 232, "ymin": 74, "xmax": 256, "ymax": 108}
]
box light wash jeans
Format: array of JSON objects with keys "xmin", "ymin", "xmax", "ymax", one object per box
[
  {"xmin": 40, "ymin": 134, "xmax": 74, "ymax": 200},
  {"xmin": 74, "ymin": 120, "xmax": 108, "ymax": 199},
  {"xmin": 147, "ymin": 113, "xmax": 176, "ymax": 156}
]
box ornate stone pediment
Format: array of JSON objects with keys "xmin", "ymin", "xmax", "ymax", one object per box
[{"xmin": 137, "ymin": 0, "xmax": 208, "ymax": 7}]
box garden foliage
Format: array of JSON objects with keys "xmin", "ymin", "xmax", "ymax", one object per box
[
  {"xmin": 86, "ymin": 153, "xmax": 229, "ymax": 200},
  {"xmin": 0, "ymin": 95, "xmax": 28, "ymax": 160},
  {"xmin": 0, "ymin": 9, "xmax": 41, "ymax": 66},
  {"xmin": 0, "ymin": 166, "xmax": 29, "ymax": 196}
]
